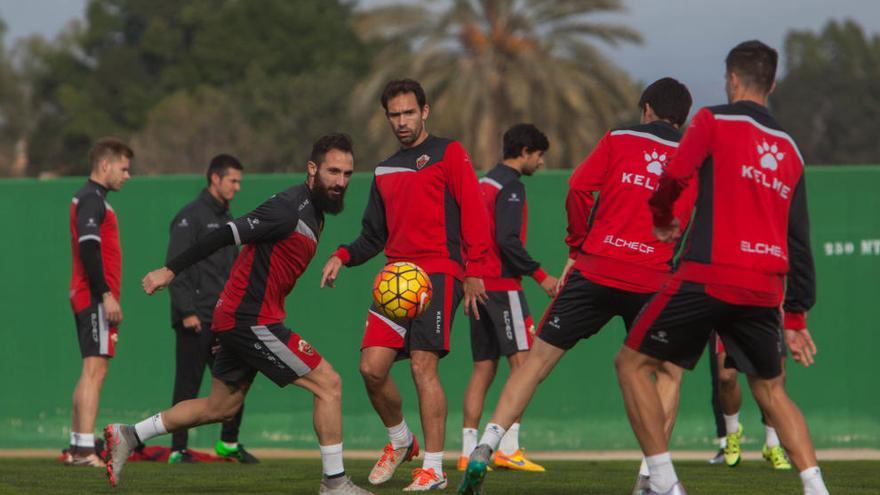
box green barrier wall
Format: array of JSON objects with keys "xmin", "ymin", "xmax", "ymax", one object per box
[{"xmin": 1, "ymin": 168, "xmax": 878, "ymax": 451}]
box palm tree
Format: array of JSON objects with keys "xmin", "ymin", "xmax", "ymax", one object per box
[{"xmin": 353, "ymin": 0, "xmax": 642, "ymax": 170}]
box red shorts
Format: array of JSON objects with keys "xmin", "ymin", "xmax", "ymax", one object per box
[{"xmin": 362, "ymin": 273, "xmax": 462, "ymax": 358}]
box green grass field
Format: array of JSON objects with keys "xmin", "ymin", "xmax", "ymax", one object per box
[{"xmin": 0, "ymin": 459, "xmax": 877, "ymax": 494}]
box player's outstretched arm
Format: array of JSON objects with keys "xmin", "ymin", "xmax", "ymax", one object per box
[
  {"xmin": 320, "ymin": 255, "xmax": 344, "ymax": 288},
  {"xmin": 144, "ymin": 224, "xmax": 236, "ymax": 295}
]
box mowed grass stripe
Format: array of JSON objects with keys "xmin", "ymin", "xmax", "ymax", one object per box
[{"xmin": 0, "ymin": 459, "xmax": 876, "ymax": 494}]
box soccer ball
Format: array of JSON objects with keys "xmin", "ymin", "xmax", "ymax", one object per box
[{"xmin": 372, "ymin": 261, "xmax": 432, "ymax": 321}]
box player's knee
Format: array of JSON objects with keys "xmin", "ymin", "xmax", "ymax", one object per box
[
  {"xmin": 83, "ymin": 363, "xmax": 109, "ymax": 383},
  {"xmin": 410, "ymin": 357, "xmax": 438, "ymax": 382},
  {"xmin": 718, "ymin": 370, "xmax": 738, "ymax": 389},
  {"xmin": 359, "ymin": 361, "xmax": 386, "ymax": 387},
  {"xmin": 614, "ymin": 349, "xmax": 636, "ymax": 376},
  {"xmin": 320, "ymin": 369, "xmax": 343, "ymax": 403}
]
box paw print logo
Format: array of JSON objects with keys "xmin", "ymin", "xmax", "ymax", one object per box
[
  {"xmin": 757, "ymin": 141, "xmax": 785, "ymax": 171},
  {"xmin": 643, "ymin": 150, "xmax": 667, "ymax": 176}
]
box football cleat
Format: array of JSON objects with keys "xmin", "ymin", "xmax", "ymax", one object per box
[
  {"xmin": 103, "ymin": 423, "xmax": 139, "ymax": 487},
  {"xmin": 168, "ymin": 449, "xmax": 198, "ymax": 464},
  {"xmin": 368, "ymin": 438, "xmax": 419, "ymax": 485},
  {"xmin": 403, "ymin": 468, "xmax": 447, "ymax": 491},
  {"xmin": 646, "ymin": 481, "xmax": 687, "ymax": 495},
  {"xmin": 708, "ymin": 448, "xmax": 725, "ymax": 465},
  {"xmin": 457, "ymin": 455, "xmax": 493, "ymax": 472},
  {"xmin": 69, "ymin": 453, "xmax": 106, "ymax": 468},
  {"xmin": 215, "ymin": 441, "xmax": 260, "ymax": 464},
  {"xmin": 457, "ymin": 444, "xmax": 491, "ymax": 495},
  {"xmin": 762, "ymin": 444, "xmax": 792, "ymax": 470},
  {"xmin": 493, "ymin": 449, "xmax": 545, "ymax": 472},
  {"xmin": 723, "ymin": 425, "xmax": 743, "ymax": 467},
  {"xmin": 631, "ymin": 473, "xmax": 651, "ymax": 495},
  {"xmin": 319, "ymin": 475, "xmax": 376, "ymax": 494}
]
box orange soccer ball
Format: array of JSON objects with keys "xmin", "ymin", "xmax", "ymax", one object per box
[{"xmin": 372, "ymin": 262, "xmax": 432, "ymax": 321}]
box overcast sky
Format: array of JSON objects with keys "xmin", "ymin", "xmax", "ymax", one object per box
[{"xmin": 1, "ymin": 0, "xmax": 878, "ymax": 109}]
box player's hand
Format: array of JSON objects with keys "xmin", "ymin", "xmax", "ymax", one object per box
[
  {"xmin": 785, "ymin": 328, "xmax": 817, "ymax": 367},
  {"xmin": 653, "ymin": 218, "xmax": 682, "ymax": 243},
  {"xmin": 142, "ymin": 267, "xmax": 175, "ymax": 295},
  {"xmin": 182, "ymin": 314, "xmax": 202, "ymax": 333},
  {"xmin": 540, "ymin": 275, "xmax": 559, "ymax": 297},
  {"xmin": 102, "ymin": 292, "xmax": 123, "ymax": 326},
  {"xmin": 463, "ymin": 276, "xmax": 488, "ymax": 320},
  {"xmin": 321, "ymin": 255, "xmax": 343, "ymax": 288},
  {"xmin": 557, "ymin": 257, "xmax": 576, "ymax": 293}
]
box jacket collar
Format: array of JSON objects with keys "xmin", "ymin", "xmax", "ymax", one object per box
[{"xmin": 199, "ymin": 188, "xmax": 228, "ymax": 214}]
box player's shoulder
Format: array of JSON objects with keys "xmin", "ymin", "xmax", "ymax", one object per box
[
  {"xmin": 704, "ymin": 101, "xmax": 785, "ymax": 130},
  {"xmin": 609, "ymin": 121, "xmax": 682, "ymax": 148},
  {"xmin": 73, "ymin": 181, "xmax": 106, "ymax": 209},
  {"xmin": 483, "ymin": 164, "xmax": 523, "ymax": 192},
  {"xmin": 379, "ymin": 135, "xmax": 457, "ymax": 171}
]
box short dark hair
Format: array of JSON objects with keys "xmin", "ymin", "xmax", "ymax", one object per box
[
  {"xmin": 381, "ymin": 79, "xmax": 427, "ymax": 111},
  {"xmin": 502, "ymin": 124, "xmax": 550, "ymax": 159},
  {"xmin": 89, "ymin": 137, "xmax": 133, "ymax": 170},
  {"xmin": 310, "ymin": 133, "xmax": 354, "ymax": 166},
  {"xmin": 206, "ymin": 154, "xmax": 243, "ymax": 184},
  {"xmin": 725, "ymin": 40, "xmax": 778, "ymax": 94},
  {"xmin": 638, "ymin": 78, "xmax": 693, "ymax": 127}
]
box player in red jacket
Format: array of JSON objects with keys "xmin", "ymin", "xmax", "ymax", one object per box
[
  {"xmin": 460, "ymin": 78, "xmax": 695, "ymax": 495},
  {"xmin": 321, "ymin": 79, "xmax": 490, "ymax": 491},
  {"xmin": 67, "ymin": 138, "xmax": 132, "ymax": 468},
  {"xmin": 614, "ymin": 41, "xmax": 827, "ymax": 495}
]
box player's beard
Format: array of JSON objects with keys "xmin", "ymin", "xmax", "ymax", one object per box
[{"xmin": 311, "ymin": 177, "xmax": 346, "ymax": 215}]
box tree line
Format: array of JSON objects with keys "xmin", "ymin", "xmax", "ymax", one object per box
[{"xmin": 0, "ymin": 1, "xmax": 874, "ymax": 177}]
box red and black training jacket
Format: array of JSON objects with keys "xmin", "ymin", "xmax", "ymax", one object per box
[
  {"xmin": 566, "ymin": 121, "xmax": 697, "ymax": 293},
  {"xmin": 649, "ymin": 101, "xmax": 816, "ymax": 329},
  {"xmin": 479, "ymin": 163, "xmax": 548, "ymax": 291},
  {"xmin": 334, "ymin": 135, "xmax": 490, "ymax": 279}
]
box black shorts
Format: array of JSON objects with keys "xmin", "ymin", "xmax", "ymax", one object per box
[
  {"xmin": 469, "ymin": 290, "xmax": 534, "ymax": 361},
  {"xmin": 212, "ymin": 324, "xmax": 323, "ymax": 387},
  {"xmin": 73, "ymin": 299, "xmax": 118, "ymax": 358},
  {"xmin": 626, "ymin": 281, "xmax": 784, "ymax": 379},
  {"xmin": 537, "ymin": 270, "xmax": 654, "ymax": 350},
  {"xmin": 362, "ymin": 273, "xmax": 463, "ymax": 359}
]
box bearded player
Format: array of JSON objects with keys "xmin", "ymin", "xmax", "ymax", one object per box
[
  {"xmin": 321, "ymin": 79, "xmax": 490, "ymax": 491},
  {"xmin": 103, "ymin": 134, "xmax": 374, "ymax": 495}
]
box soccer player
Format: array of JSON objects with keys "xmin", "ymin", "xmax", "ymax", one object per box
[
  {"xmin": 104, "ymin": 134, "xmax": 374, "ymax": 495},
  {"xmin": 459, "ymin": 78, "xmax": 695, "ymax": 495},
  {"xmin": 321, "ymin": 79, "xmax": 490, "ymax": 491},
  {"xmin": 66, "ymin": 138, "xmax": 132, "ymax": 468},
  {"xmin": 708, "ymin": 330, "xmax": 816, "ymax": 469},
  {"xmin": 165, "ymin": 154, "xmax": 257, "ymax": 464},
  {"xmin": 614, "ymin": 41, "xmax": 827, "ymax": 495},
  {"xmin": 458, "ymin": 124, "xmax": 558, "ymax": 473}
]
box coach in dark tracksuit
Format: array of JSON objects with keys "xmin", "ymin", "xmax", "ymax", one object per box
[{"xmin": 165, "ymin": 154, "xmax": 256, "ymax": 464}]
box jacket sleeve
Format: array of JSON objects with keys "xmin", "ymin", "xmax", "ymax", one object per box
[
  {"xmin": 75, "ymin": 194, "xmax": 110, "ymax": 298},
  {"xmin": 445, "ymin": 141, "xmax": 490, "ymax": 277},
  {"xmin": 783, "ymin": 174, "xmax": 816, "ymax": 330},
  {"xmin": 495, "ymin": 181, "xmax": 544, "ymax": 279},
  {"xmin": 165, "ymin": 209, "xmax": 198, "ymax": 318},
  {"xmin": 565, "ymin": 133, "xmax": 610, "ymax": 258},
  {"xmin": 335, "ymin": 177, "xmax": 387, "ymax": 266},
  {"xmin": 168, "ymin": 195, "xmax": 292, "ymax": 274},
  {"xmin": 650, "ymin": 108, "xmax": 714, "ymax": 227}
]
